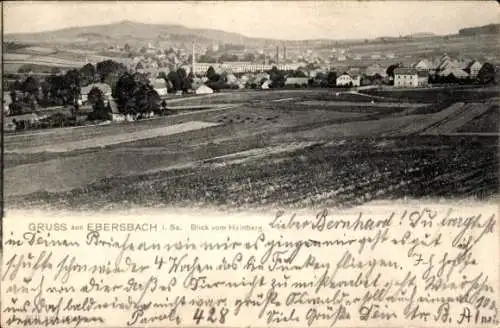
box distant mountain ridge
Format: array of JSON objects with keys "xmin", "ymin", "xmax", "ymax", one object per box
[
  {"xmin": 459, "ymin": 23, "xmax": 500, "ymax": 36},
  {"xmin": 4, "ymin": 20, "xmax": 499, "ymax": 46},
  {"xmin": 4, "ymin": 20, "xmax": 265, "ymax": 45}
]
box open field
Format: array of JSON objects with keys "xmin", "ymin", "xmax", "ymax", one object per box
[{"xmin": 5, "ymin": 88, "xmax": 499, "ymax": 210}]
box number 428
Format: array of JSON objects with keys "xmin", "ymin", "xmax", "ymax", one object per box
[{"xmin": 193, "ymin": 307, "xmax": 229, "ymax": 325}]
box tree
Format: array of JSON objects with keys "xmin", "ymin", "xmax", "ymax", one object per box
[
  {"xmin": 158, "ymin": 71, "xmax": 168, "ymax": 80},
  {"xmin": 326, "ymin": 71, "xmax": 337, "ymax": 87},
  {"xmin": 124, "ymin": 43, "xmax": 131, "ymax": 52},
  {"xmin": 177, "ymin": 68, "xmax": 189, "ymax": 91},
  {"xmin": 21, "ymin": 76, "xmax": 40, "ymax": 97},
  {"xmin": 206, "ymin": 66, "xmax": 221, "ymax": 82},
  {"xmin": 207, "ymin": 66, "xmax": 216, "ymax": 79},
  {"xmin": 476, "ymin": 63, "xmax": 495, "ymax": 85},
  {"xmin": 96, "ymin": 60, "xmax": 127, "ymax": 82},
  {"xmin": 64, "ymin": 69, "xmax": 81, "ymax": 111},
  {"xmin": 87, "ymin": 87, "xmax": 110, "ymax": 120},
  {"xmin": 12, "ymin": 79, "xmax": 22, "ymax": 91},
  {"xmin": 243, "ymin": 53, "xmax": 256, "ymax": 62},
  {"xmin": 268, "ymin": 66, "xmax": 285, "ymax": 88},
  {"xmin": 46, "ymin": 75, "xmax": 65, "ymax": 105},
  {"xmin": 80, "ymin": 63, "xmax": 96, "ymax": 85},
  {"xmin": 113, "ymin": 73, "xmax": 137, "ymax": 112},
  {"xmin": 386, "ymin": 64, "xmax": 399, "ymax": 79},
  {"xmin": 293, "ymin": 70, "xmax": 307, "ymax": 78},
  {"xmin": 167, "ymin": 71, "xmax": 181, "ymax": 91},
  {"xmin": 199, "ymin": 54, "xmax": 216, "ymax": 63}
]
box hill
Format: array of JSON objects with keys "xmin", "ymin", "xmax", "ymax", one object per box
[
  {"xmin": 459, "ymin": 23, "xmax": 500, "ymax": 36},
  {"xmin": 4, "ymin": 20, "xmax": 267, "ymax": 46}
]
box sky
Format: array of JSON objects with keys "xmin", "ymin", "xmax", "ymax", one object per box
[{"xmin": 4, "ymin": 1, "xmax": 500, "ymax": 40}]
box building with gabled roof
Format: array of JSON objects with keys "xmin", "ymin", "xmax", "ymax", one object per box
[
  {"xmin": 437, "ymin": 67, "xmax": 469, "ymax": 79},
  {"xmin": 394, "ymin": 68, "xmax": 429, "ymax": 88},
  {"xmin": 195, "ymin": 84, "xmax": 214, "ymax": 94},
  {"xmin": 413, "ymin": 59, "xmax": 433, "ymax": 71},
  {"xmin": 336, "ymin": 73, "xmax": 360, "ymax": 87},
  {"xmin": 464, "ymin": 60, "xmax": 482, "ymax": 79},
  {"xmin": 80, "ymin": 83, "xmax": 112, "ymax": 104},
  {"xmin": 149, "ymin": 78, "xmax": 169, "ymax": 96}
]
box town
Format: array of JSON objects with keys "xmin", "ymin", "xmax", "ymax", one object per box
[
  {"xmin": 3, "ymin": 3, "xmax": 499, "ymax": 210},
  {"xmin": 3, "ymin": 21, "xmax": 498, "ymax": 131}
]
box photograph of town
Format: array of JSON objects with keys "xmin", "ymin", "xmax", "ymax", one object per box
[{"xmin": 3, "ymin": 1, "xmax": 499, "ymax": 211}]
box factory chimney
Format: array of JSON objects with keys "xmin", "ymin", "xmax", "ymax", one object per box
[
  {"xmin": 283, "ymin": 46, "xmax": 286, "ymax": 62},
  {"xmin": 276, "ymin": 45, "xmax": 279, "ymax": 65},
  {"xmin": 192, "ymin": 42, "xmax": 196, "ymax": 76}
]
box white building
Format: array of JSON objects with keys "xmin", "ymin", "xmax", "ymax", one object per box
[
  {"xmin": 336, "ymin": 73, "xmax": 360, "ymax": 87},
  {"xmin": 195, "ymin": 85, "xmax": 214, "ymax": 94},
  {"xmin": 150, "ymin": 78, "xmax": 169, "ymax": 96},
  {"xmin": 394, "ymin": 68, "xmax": 429, "ymax": 88},
  {"xmin": 80, "ymin": 83, "xmax": 112, "ymax": 104},
  {"xmin": 464, "ymin": 60, "xmax": 482, "ymax": 79}
]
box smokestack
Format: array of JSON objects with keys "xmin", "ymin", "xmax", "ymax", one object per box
[
  {"xmin": 283, "ymin": 46, "xmax": 286, "ymax": 62},
  {"xmin": 192, "ymin": 42, "xmax": 196, "ymax": 76},
  {"xmin": 276, "ymin": 46, "xmax": 279, "ymax": 65}
]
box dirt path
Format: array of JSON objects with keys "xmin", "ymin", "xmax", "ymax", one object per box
[
  {"xmin": 298, "ymin": 100, "xmax": 428, "ymax": 108},
  {"xmin": 6, "ymin": 121, "xmax": 220, "ymax": 154},
  {"xmin": 422, "ymin": 103, "xmax": 492, "ymax": 135}
]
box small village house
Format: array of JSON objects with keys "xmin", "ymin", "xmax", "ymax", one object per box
[
  {"xmin": 4, "ymin": 113, "xmax": 48, "ymax": 130},
  {"xmin": 365, "ymin": 64, "xmax": 387, "ymax": 77},
  {"xmin": 413, "ymin": 59, "xmax": 433, "ymax": 71},
  {"xmin": 464, "ymin": 60, "xmax": 482, "ymax": 79},
  {"xmin": 150, "ymin": 78, "xmax": 169, "ymax": 96},
  {"xmin": 261, "ymin": 80, "xmax": 272, "ymax": 90},
  {"xmin": 3, "ymin": 92, "xmax": 12, "ymax": 115},
  {"xmin": 284, "ymin": 77, "xmax": 309, "ymax": 87},
  {"xmin": 195, "ymin": 84, "xmax": 214, "ymax": 94},
  {"xmin": 108, "ymin": 99, "xmax": 125, "ymax": 122},
  {"xmin": 394, "ymin": 68, "xmax": 429, "ymax": 88},
  {"xmin": 437, "ymin": 67, "xmax": 469, "ymax": 80},
  {"xmin": 336, "ymin": 73, "xmax": 360, "ymax": 87}
]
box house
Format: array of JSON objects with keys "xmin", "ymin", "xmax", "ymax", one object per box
[
  {"xmin": 336, "ymin": 73, "xmax": 360, "ymax": 87},
  {"xmin": 394, "ymin": 68, "xmax": 429, "ymax": 88},
  {"xmin": 150, "ymin": 78, "xmax": 168, "ymax": 96},
  {"xmin": 225, "ymin": 73, "xmax": 238, "ymax": 85},
  {"xmin": 413, "ymin": 59, "xmax": 433, "ymax": 71},
  {"xmin": 285, "ymin": 77, "xmax": 309, "ymax": 87},
  {"xmin": 3, "ymin": 92, "xmax": 12, "ymax": 115},
  {"xmin": 464, "ymin": 60, "xmax": 482, "ymax": 79},
  {"xmin": 80, "ymin": 83, "xmax": 112, "ymax": 104},
  {"xmin": 337, "ymin": 55, "xmax": 347, "ymax": 61},
  {"xmin": 261, "ymin": 80, "xmax": 272, "ymax": 89},
  {"xmin": 362, "ymin": 73, "xmax": 384, "ymax": 86},
  {"xmin": 5, "ymin": 113, "xmax": 47, "ymax": 130},
  {"xmin": 366, "ymin": 64, "xmax": 387, "ymax": 77},
  {"xmin": 437, "ymin": 67, "xmax": 469, "ymax": 80},
  {"xmin": 108, "ymin": 99, "xmax": 125, "ymax": 122},
  {"xmin": 195, "ymin": 85, "xmax": 214, "ymax": 94}
]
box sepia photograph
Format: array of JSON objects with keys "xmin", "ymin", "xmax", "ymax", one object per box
[
  {"xmin": 3, "ymin": 1, "xmax": 499, "ymax": 212},
  {"xmin": 2, "ymin": 2, "xmax": 500, "ymax": 328}
]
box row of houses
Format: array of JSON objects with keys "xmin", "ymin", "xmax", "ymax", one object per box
[{"xmin": 191, "ymin": 62, "xmax": 304, "ymax": 75}]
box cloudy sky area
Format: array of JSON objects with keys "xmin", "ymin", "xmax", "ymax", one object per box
[{"xmin": 4, "ymin": 1, "xmax": 500, "ymax": 40}]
